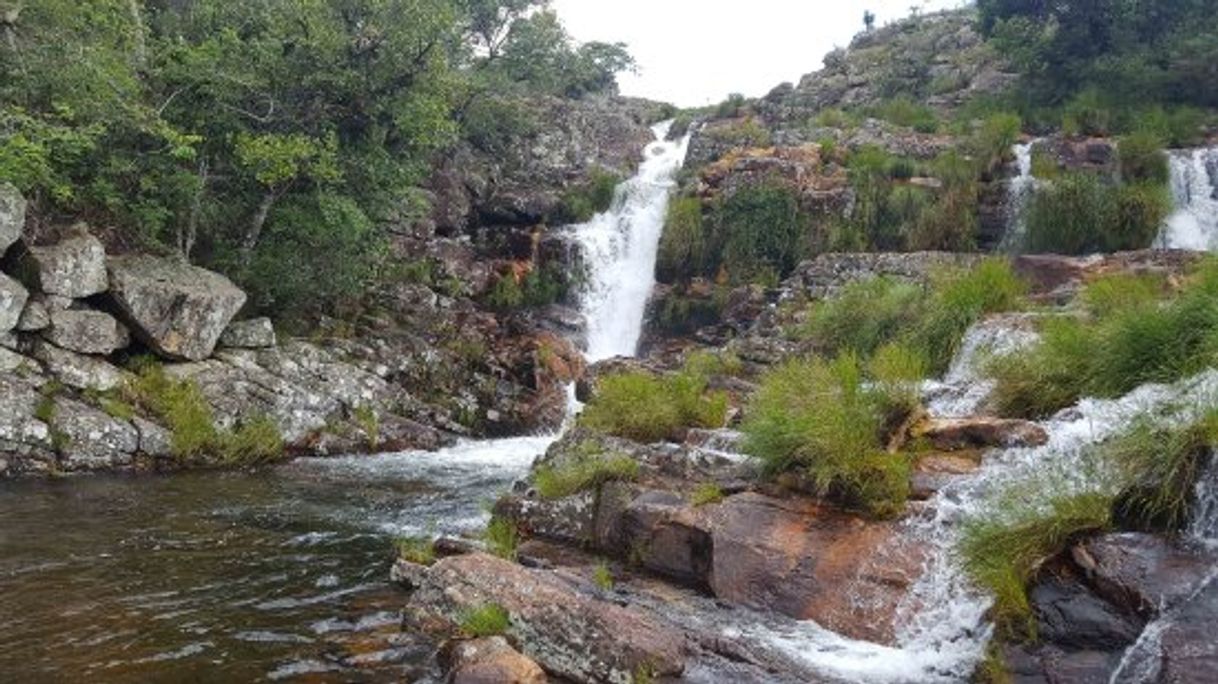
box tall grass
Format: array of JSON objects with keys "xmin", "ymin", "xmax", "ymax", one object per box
[{"xmin": 580, "ymin": 363, "xmax": 728, "ymax": 443}]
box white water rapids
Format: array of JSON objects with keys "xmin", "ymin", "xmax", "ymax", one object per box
[
  {"xmin": 1000, "ymin": 140, "xmax": 1038, "ymax": 252},
  {"xmin": 1158, "ymin": 147, "xmax": 1218, "ymax": 251}
]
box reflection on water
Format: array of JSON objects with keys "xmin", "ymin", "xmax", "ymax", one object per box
[{"xmin": 0, "ymin": 436, "xmax": 551, "ymax": 682}]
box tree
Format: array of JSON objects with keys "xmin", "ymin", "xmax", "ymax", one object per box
[{"xmin": 864, "ymin": 11, "xmax": 876, "ymax": 32}]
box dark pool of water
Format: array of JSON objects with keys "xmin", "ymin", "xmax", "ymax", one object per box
[{"xmin": 0, "ymin": 437, "xmax": 551, "ymax": 682}]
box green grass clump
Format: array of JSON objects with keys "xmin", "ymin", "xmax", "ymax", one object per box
[
  {"xmin": 960, "ymin": 492, "xmax": 1113, "ymax": 639},
  {"xmin": 397, "ymin": 536, "xmax": 437, "ymax": 565},
  {"xmin": 533, "ymin": 452, "xmax": 640, "ymax": 500},
  {"xmin": 580, "ymin": 368, "xmax": 728, "ymax": 443},
  {"xmin": 219, "ymin": 416, "xmax": 285, "ymax": 465},
  {"xmin": 656, "ymin": 196, "xmax": 706, "ymax": 284},
  {"xmin": 352, "ymin": 405, "xmax": 380, "ymax": 449},
  {"xmin": 690, "ymin": 482, "xmax": 725, "ymax": 506},
  {"xmin": 556, "ymin": 168, "xmax": 621, "ymax": 224},
  {"xmin": 800, "ymin": 277, "xmax": 924, "ymax": 358},
  {"xmin": 483, "ymin": 517, "xmax": 518, "ymax": 561},
  {"xmin": 741, "ymin": 354, "xmax": 912, "ymax": 518},
  {"xmin": 593, "ymin": 562, "xmax": 615, "ymax": 591},
  {"xmin": 458, "ymin": 603, "xmax": 510, "ymax": 637},
  {"xmin": 991, "ymin": 264, "xmax": 1218, "ymax": 418},
  {"xmin": 1024, "ymin": 172, "xmax": 1170, "ymax": 254}
]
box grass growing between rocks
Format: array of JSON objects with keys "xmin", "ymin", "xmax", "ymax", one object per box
[
  {"xmin": 741, "ymin": 353, "xmax": 916, "ymax": 518},
  {"xmin": 397, "ymin": 537, "xmax": 436, "ymax": 566},
  {"xmin": 483, "ymin": 517, "xmax": 518, "ymax": 561},
  {"xmin": 799, "ymin": 259, "xmax": 1025, "ymax": 375},
  {"xmin": 533, "ymin": 452, "xmax": 639, "ymax": 500},
  {"xmin": 128, "ymin": 364, "xmax": 284, "ymax": 465},
  {"xmin": 961, "ymin": 492, "xmax": 1113, "ymax": 639},
  {"xmin": 458, "ymin": 603, "xmax": 510, "ymax": 637},
  {"xmin": 690, "ymin": 482, "xmax": 725, "ymax": 506},
  {"xmin": 579, "ymin": 361, "xmax": 729, "ymax": 443},
  {"xmin": 990, "ymin": 265, "xmax": 1218, "ymax": 418}
]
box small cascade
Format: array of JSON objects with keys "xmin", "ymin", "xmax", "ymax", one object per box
[
  {"xmin": 1158, "ymin": 148, "xmax": 1218, "ymax": 251},
  {"xmin": 1188, "ymin": 457, "xmax": 1218, "ymax": 546},
  {"xmin": 1000, "ymin": 141, "xmax": 1038, "ymax": 251},
  {"xmin": 572, "ymin": 121, "xmax": 691, "ymax": 362},
  {"xmin": 923, "ymin": 314, "xmax": 1040, "ymax": 418}
]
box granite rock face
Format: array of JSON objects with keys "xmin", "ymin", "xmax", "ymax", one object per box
[
  {"xmin": 0, "ymin": 272, "xmax": 28, "ymax": 332},
  {"xmin": 0, "ymin": 182, "xmax": 25, "ymax": 257},
  {"xmin": 44, "ymin": 309, "xmax": 129, "ymax": 355},
  {"xmin": 21, "ymin": 226, "xmax": 109, "ymax": 298},
  {"xmin": 219, "ymin": 317, "xmax": 276, "ymax": 349},
  {"xmin": 107, "ymin": 255, "xmax": 247, "ymax": 361}
]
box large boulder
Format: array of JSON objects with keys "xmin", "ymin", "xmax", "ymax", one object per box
[
  {"xmin": 0, "ymin": 182, "xmax": 25, "ymax": 257},
  {"xmin": 0, "ymin": 272, "xmax": 29, "ymax": 332},
  {"xmin": 21, "ymin": 225, "xmax": 109, "ymax": 298},
  {"xmin": 51, "ymin": 398, "xmax": 139, "ymax": 472},
  {"xmin": 439, "ymin": 637, "xmax": 548, "ymax": 684},
  {"xmin": 1157, "ymin": 577, "xmax": 1218, "ymax": 682},
  {"xmin": 405, "ymin": 552, "xmax": 690, "ymax": 683},
  {"xmin": 219, "ymin": 317, "xmax": 276, "ymax": 349},
  {"xmin": 30, "ymin": 340, "xmax": 128, "ymax": 392},
  {"xmin": 44, "ymin": 309, "xmax": 129, "ymax": 355},
  {"xmin": 106, "ymin": 255, "xmax": 247, "ymax": 361}
]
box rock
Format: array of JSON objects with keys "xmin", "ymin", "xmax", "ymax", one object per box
[
  {"xmin": 784, "ymin": 251, "xmax": 985, "ymax": 301},
  {"xmin": 16, "ymin": 296, "xmax": 49, "ymax": 332},
  {"xmin": 1073, "ymin": 533, "xmax": 1218, "ymax": 617},
  {"xmin": 219, "ymin": 317, "xmax": 276, "ymax": 349},
  {"xmin": 0, "ymin": 272, "xmax": 29, "ymax": 332},
  {"xmin": 914, "ymin": 417, "xmax": 1048, "ymax": 451},
  {"xmin": 21, "ymin": 225, "xmax": 109, "ymax": 298},
  {"xmin": 1030, "ymin": 576, "xmax": 1144, "ymax": 651},
  {"xmin": 0, "ymin": 374, "xmax": 55, "ymax": 472},
  {"xmin": 51, "ymin": 398, "xmax": 139, "ymax": 471},
  {"xmin": 0, "ymin": 182, "xmax": 25, "ymax": 257},
  {"xmin": 1002, "ymin": 643, "xmax": 1124, "ymax": 684},
  {"xmin": 439, "ymin": 637, "xmax": 548, "ymax": 684},
  {"xmin": 1157, "ymin": 576, "xmax": 1218, "ymax": 682},
  {"xmin": 31, "ymin": 340, "xmax": 128, "ymax": 392},
  {"xmin": 405, "ymin": 552, "xmax": 689, "ymax": 683},
  {"xmin": 107, "ymin": 255, "xmax": 247, "ymax": 361},
  {"xmin": 44, "ymin": 309, "xmax": 129, "ymax": 355},
  {"xmin": 0, "ymin": 346, "xmax": 32, "ymax": 373},
  {"xmin": 132, "ymin": 416, "xmax": 173, "ymax": 459}
]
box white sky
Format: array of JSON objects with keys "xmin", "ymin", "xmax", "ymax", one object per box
[{"xmin": 552, "ymin": 0, "xmax": 970, "ymax": 107}]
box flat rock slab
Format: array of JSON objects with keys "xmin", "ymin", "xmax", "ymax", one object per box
[
  {"xmin": 107, "ymin": 255, "xmax": 246, "ymax": 361},
  {"xmin": 405, "ymin": 552, "xmax": 690, "ymax": 683}
]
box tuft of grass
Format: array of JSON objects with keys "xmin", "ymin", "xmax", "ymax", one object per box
[
  {"xmin": 219, "ymin": 416, "xmax": 284, "ymax": 465},
  {"xmin": 975, "ymin": 641, "xmax": 1013, "ymax": 684},
  {"xmin": 741, "ymin": 354, "xmax": 912, "ymax": 518},
  {"xmin": 799, "ymin": 277, "xmax": 924, "ymax": 358},
  {"xmin": 397, "ymin": 536, "xmax": 436, "ymax": 566},
  {"xmin": 352, "ymin": 405, "xmax": 380, "ymax": 450},
  {"xmin": 533, "ymin": 452, "xmax": 640, "ymax": 500},
  {"xmin": 458, "ymin": 603, "xmax": 510, "ymax": 637},
  {"xmin": 483, "ymin": 517, "xmax": 518, "ymax": 561},
  {"xmin": 960, "ymin": 492, "xmax": 1112, "ymax": 639},
  {"xmin": 690, "ymin": 482, "xmax": 725, "ymax": 507},
  {"xmin": 912, "ymin": 259, "xmax": 1026, "ymax": 375},
  {"xmin": 556, "ymin": 168, "xmax": 621, "ymax": 224},
  {"xmin": 580, "ymin": 368, "xmax": 728, "ymax": 443},
  {"xmin": 593, "ymin": 562, "xmax": 614, "ymax": 591}
]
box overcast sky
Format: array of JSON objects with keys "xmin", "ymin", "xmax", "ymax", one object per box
[{"xmin": 552, "ymin": 0, "xmax": 970, "ymax": 107}]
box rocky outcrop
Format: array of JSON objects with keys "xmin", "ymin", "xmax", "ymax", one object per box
[
  {"xmin": 18, "ymin": 226, "xmax": 109, "ymax": 298},
  {"xmin": 0, "ymin": 182, "xmax": 24, "ymax": 257},
  {"xmin": 45, "ymin": 309, "xmax": 129, "ymax": 355},
  {"xmin": 0, "ymin": 272, "xmax": 28, "ymax": 331},
  {"xmin": 107, "ymin": 255, "xmax": 247, "ymax": 361},
  {"xmin": 219, "ymin": 317, "xmax": 276, "ymax": 349}
]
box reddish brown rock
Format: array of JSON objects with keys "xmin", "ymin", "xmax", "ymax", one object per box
[
  {"xmin": 440, "ymin": 636, "xmax": 548, "ymax": 684},
  {"xmin": 405, "ymin": 553, "xmax": 690, "ymax": 683},
  {"xmin": 914, "ymin": 417, "xmax": 1048, "ymax": 451}
]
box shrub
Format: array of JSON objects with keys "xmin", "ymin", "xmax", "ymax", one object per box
[
  {"xmin": 970, "ymin": 112, "xmax": 1023, "ymax": 176},
  {"xmin": 533, "ymin": 452, "xmax": 640, "ymax": 500},
  {"xmin": 220, "ymin": 416, "xmax": 284, "ymax": 465},
  {"xmin": 871, "ymin": 97, "xmax": 939, "ymax": 133},
  {"xmin": 800, "ymin": 277, "xmax": 924, "ymax": 357},
  {"xmin": 1118, "ymin": 131, "xmax": 1169, "ymax": 185},
  {"xmin": 869, "ymin": 342, "xmax": 930, "ymax": 416},
  {"xmin": 741, "ymin": 354, "xmax": 912, "ymax": 518},
  {"xmin": 912, "ymin": 259, "xmax": 1026, "ymax": 375},
  {"xmin": 580, "ymin": 369, "xmax": 728, "ymax": 442},
  {"xmin": 988, "ymin": 317, "xmax": 1093, "ymax": 418},
  {"xmin": 709, "ymin": 181, "xmax": 807, "ymax": 283},
  {"xmin": 459, "ymin": 603, "xmax": 510, "ymax": 637},
  {"xmin": 1061, "ymin": 89, "xmax": 1112, "ymax": 137},
  {"xmin": 593, "ymin": 562, "xmax": 615, "ymax": 590},
  {"xmin": 483, "ymin": 517, "xmax": 518, "ymax": 560},
  {"xmin": 555, "ymin": 168, "xmax": 621, "ymax": 224},
  {"xmin": 706, "ymin": 118, "xmax": 771, "ymax": 149},
  {"xmin": 960, "ymin": 492, "xmax": 1113, "ymax": 638},
  {"xmin": 690, "ymin": 482, "xmax": 726, "ymax": 506},
  {"xmin": 650, "ymin": 288, "xmax": 726, "ymax": 336},
  {"xmin": 1024, "ymin": 173, "xmax": 1168, "ymax": 255},
  {"xmin": 656, "ymin": 196, "xmax": 706, "ymax": 283}
]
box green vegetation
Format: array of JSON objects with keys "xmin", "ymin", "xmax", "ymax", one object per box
[
  {"xmin": 0, "ymin": 0, "xmax": 635, "ymax": 323},
  {"xmin": 741, "ymin": 354, "xmax": 913, "ymax": 518},
  {"xmin": 867, "ymin": 97, "xmax": 939, "ymax": 133},
  {"xmin": 484, "ymin": 265, "xmax": 569, "ymax": 311},
  {"xmin": 579, "ymin": 362, "xmax": 729, "ymax": 443},
  {"xmin": 690, "ymin": 482, "xmax": 726, "ymax": 506},
  {"xmin": 990, "ymin": 264, "xmax": 1218, "ymax": 418},
  {"xmin": 656, "ymin": 196, "xmax": 706, "ymax": 283},
  {"xmin": 458, "ymin": 603, "xmax": 511, "ymax": 637},
  {"xmin": 709, "ymin": 181, "xmax": 808, "ymax": 285},
  {"xmin": 397, "ymin": 536, "xmax": 437, "ymax": 565},
  {"xmin": 593, "ymin": 562, "xmax": 615, "ymax": 591},
  {"xmin": 1106, "ymin": 409, "xmax": 1218, "ymax": 531},
  {"xmin": 533, "ymin": 452, "xmax": 640, "ymax": 500},
  {"xmin": 127, "ymin": 365, "xmax": 283, "ymax": 464},
  {"xmin": 961, "ymin": 492, "xmax": 1112, "ymax": 638},
  {"xmin": 352, "ymin": 405, "xmax": 380, "ymax": 450},
  {"xmin": 1023, "ymin": 173, "xmax": 1170, "ymax": 255},
  {"xmin": 555, "ymin": 168, "xmax": 622, "ymax": 224},
  {"xmin": 799, "ymin": 259, "xmax": 1025, "ymax": 375},
  {"xmin": 35, "ymin": 385, "xmax": 72, "ymax": 452},
  {"xmin": 705, "ymin": 118, "xmax": 772, "ymax": 149},
  {"xmin": 483, "ymin": 517, "xmax": 519, "ymax": 561}
]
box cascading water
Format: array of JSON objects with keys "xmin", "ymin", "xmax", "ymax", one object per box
[
  {"xmin": 1157, "ymin": 147, "xmax": 1218, "ymax": 251},
  {"xmin": 572, "ymin": 121, "xmax": 691, "ymax": 361},
  {"xmin": 1000, "ymin": 141, "xmax": 1038, "ymax": 251}
]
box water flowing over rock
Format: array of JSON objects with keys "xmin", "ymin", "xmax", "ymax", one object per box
[
  {"xmin": 1158, "ymin": 147, "xmax": 1218, "ymax": 251},
  {"xmin": 571, "ymin": 121, "xmax": 690, "ymax": 362},
  {"xmin": 106, "ymin": 255, "xmax": 247, "ymax": 361},
  {"xmin": 999, "ymin": 140, "xmax": 1038, "ymax": 252},
  {"xmin": 0, "ymin": 182, "xmax": 25, "ymax": 257},
  {"xmin": 19, "ymin": 226, "xmax": 109, "ymax": 298}
]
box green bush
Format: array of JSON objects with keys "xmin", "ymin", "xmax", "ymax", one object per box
[
  {"xmin": 990, "ymin": 264, "xmax": 1218, "ymax": 417},
  {"xmin": 656, "ymin": 196, "xmax": 706, "ymax": 283},
  {"xmin": 741, "ymin": 354, "xmax": 912, "ymax": 518},
  {"xmin": 690, "ymin": 482, "xmax": 726, "ymax": 506},
  {"xmin": 911, "ymin": 259, "xmax": 1026, "ymax": 375},
  {"xmin": 533, "ymin": 452, "xmax": 640, "ymax": 500},
  {"xmin": 459, "ymin": 603, "xmax": 511, "ymax": 637},
  {"xmin": 483, "ymin": 517, "xmax": 519, "ymax": 561},
  {"xmin": 579, "ymin": 368, "xmax": 728, "ymax": 442},
  {"xmin": 555, "ymin": 168, "xmax": 621, "ymax": 224},
  {"xmin": 397, "ymin": 536, "xmax": 437, "ymax": 565},
  {"xmin": 706, "ymin": 118, "xmax": 771, "ymax": 149},
  {"xmin": 1118, "ymin": 131, "xmax": 1169, "ymax": 185},
  {"xmin": 709, "ymin": 181, "xmax": 807, "ymax": 283},
  {"xmin": 1024, "ymin": 173, "xmax": 1169, "ymax": 255},
  {"xmin": 961, "ymin": 492, "xmax": 1113, "ymax": 639},
  {"xmin": 1061, "ymin": 89, "xmax": 1112, "ymax": 137},
  {"xmin": 800, "ymin": 277, "xmax": 924, "ymax": 357},
  {"xmin": 871, "ymin": 97, "xmax": 939, "ymax": 133}
]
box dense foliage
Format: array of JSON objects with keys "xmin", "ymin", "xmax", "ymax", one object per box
[{"xmin": 0, "ymin": 0, "xmax": 634, "ymax": 318}]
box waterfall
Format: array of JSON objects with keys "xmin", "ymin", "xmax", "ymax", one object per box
[
  {"xmin": 571, "ymin": 121, "xmax": 691, "ymax": 362},
  {"xmin": 1000, "ymin": 141, "xmax": 1038, "ymax": 252},
  {"xmin": 1158, "ymin": 148, "xmax": 1218, "ymax": 251},
  {"xmin": 922, "ymin": 314, "xmax": 1040, "ymax": 418}
]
